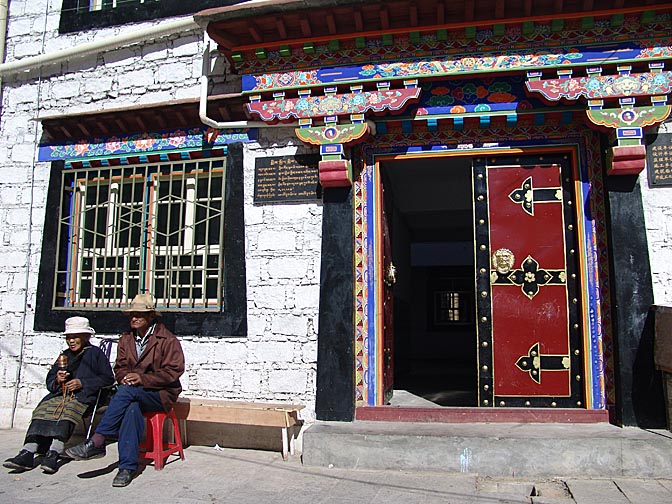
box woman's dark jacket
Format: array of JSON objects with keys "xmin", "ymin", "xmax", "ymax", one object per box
[{"xmin": 45, "ymin": 344, "xmax": 115, "ymax": 405}]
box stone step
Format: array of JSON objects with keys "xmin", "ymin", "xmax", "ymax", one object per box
[{"xmin": 302, "ymin": 420, "xmax": 672, "ymax": 478}]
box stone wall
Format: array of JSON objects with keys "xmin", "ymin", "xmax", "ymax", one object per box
[
  {"xmin": 0, "ymin": 0, "xmax": 320, "ymax": 428},
  {"xmin": 642, "ymin": 120, "xmax": 672, "ymax": 308}
]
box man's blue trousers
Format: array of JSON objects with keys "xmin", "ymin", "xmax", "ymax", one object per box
[{"xmin": 94, "ymin": 384, "xmax": 163, "ymax": 471}]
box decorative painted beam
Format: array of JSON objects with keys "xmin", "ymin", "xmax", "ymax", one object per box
[
  {"xmin": 586, "ymin": 105, "xmax": 672, "ymax": 130},
  {"xmin": 527, "ymin": 66, "xmax": 672, "ymax": 177},
  {"xmin": 295, "ymin": 123, "xmax": 370, "ymax": 146},
  {"xmin": 241, "ymin": 39, "xmax": 672, "ymax": 93},
  {"xmin": 525, "ymin": 71, "xmax": 672, "ymax": 101},
  {"xmin": 247, "ymin": 87, "xmax": 421, "ymax": 121},
  {"xmin": 39, "ymin": 127, "xmax": 257, "ymax": 162}
]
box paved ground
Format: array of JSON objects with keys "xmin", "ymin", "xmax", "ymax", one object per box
[{"xmin": 1, "ymin": 428, "xmax": 671, "ymax": 504}]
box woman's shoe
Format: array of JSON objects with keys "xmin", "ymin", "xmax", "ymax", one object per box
[
  {"xmin": 3, "ymin": 449, "xmax": 34, "ymax": 471},
  {"xmin": 40, "ymin": 450, "xmax": 59, "ymax": 474}
]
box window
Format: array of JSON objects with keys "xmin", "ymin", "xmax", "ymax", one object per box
[
  {"xmin": 36, "ymin": 144, "xmax": 247, "ymax": 336},
  {"xmin": 56, "ymin": 159, "xmax": 225, "ymax": 310},
  {"xmin": 433, "ymin": 290, "xmax": 471, "ymax": 325},
  {"xmin": 427, "ymin": 272, "xmax": 474, "ymax": 329},
  {"xmin": 59, "ymin": 0, "xmax": 247, "ymax": 33}
]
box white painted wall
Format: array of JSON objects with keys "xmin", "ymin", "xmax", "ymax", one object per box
[
  {"xmin": 0, "ymin": 1, "xmax": 320, "ymax": 428},
  {"xmin": 642, "ymin": 120, "xmax": 672, "ymax": 308}
]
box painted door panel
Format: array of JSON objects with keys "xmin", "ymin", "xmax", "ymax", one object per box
[
  {"xmin": 474, "ymin": 154, "xmax": 583, "ymax": 408},
  {"xmin": 382, "ymin": 187, "xmax": 394, "ymax": 404}
]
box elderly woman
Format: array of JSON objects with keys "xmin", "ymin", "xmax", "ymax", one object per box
[{"xmin": 3, "ymin": 316, "xmax": 114, "ymax": 474}]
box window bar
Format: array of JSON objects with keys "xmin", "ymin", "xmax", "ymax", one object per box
[
  {"xmin": 177, "ymin": 165, "xmax": 187, "ymax": 308},
  {"xmin": 57, "ymin": 175, "xmax": 76, "ymax": 308},
  {"xmin": 76, "ymin": 177, "xmax": 90, "ymax": 307},
  {"xmin": 141, "ymin": 168, "xmax": 153, "ymax": 299},
  {"xmin": 216, "ymin": 166, "xmax": 226, "ymax": 309},
  {"xmin": 164, "ymin": 163, "xmax": 173, "ymax": 306},
  {"xmin": 185, "ymin": 174, "xmax": 196, "ymax": 308},
  {"xmin": 107, "ymin": 180, "xmax": 120, "ymax": 306}
]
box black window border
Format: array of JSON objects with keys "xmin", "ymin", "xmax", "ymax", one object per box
[
  {"xmin": 35, "ymin": 142, "xmax": 247, "ymax": 337},
  {"xmin": 59, "ymin": 0, "xmax": 245, "ymax": 34}
]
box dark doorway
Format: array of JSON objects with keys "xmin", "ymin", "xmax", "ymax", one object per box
[{"xmin": 381, "ymin": 156, "xmax": 477, "ymax": 407}]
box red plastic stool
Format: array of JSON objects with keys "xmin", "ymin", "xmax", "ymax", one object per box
[{"xmin": 139, "ymin": 409, "xmax": 185, "ymax": 470}]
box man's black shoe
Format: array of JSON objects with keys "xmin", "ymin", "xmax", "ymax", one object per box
[
  {"xmin": 40, "ymin": 450, "xmax": 59, "ymax": 474},
  {"xmin": 64, "ymin": 439, "xmax": 106, "ymax": 461},
  {"xmin": 3, "ymin": 449, "xmax": 34, "ymax": 471},
  {"xmin": 112, "ymin": 468, "xmax": 135, "ymax": 487}
]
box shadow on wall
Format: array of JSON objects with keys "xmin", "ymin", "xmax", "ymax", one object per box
[{"xmin": 632, "ymin": 308, "xmax": 666, "ymax": 428}]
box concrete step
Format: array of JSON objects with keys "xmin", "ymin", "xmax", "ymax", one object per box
[{"xmin": 302, "ymin": 420, "xmax": 672, "ymax": 478}]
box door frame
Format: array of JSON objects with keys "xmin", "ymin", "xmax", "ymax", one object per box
[{"xmin": 354, "ymin": 140, "xmax": 608, "ymax": 411}]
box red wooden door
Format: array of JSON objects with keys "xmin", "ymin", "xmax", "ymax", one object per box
[
  {"xmin": 473, "ymin": 154, "xmax": 584, "ymax": 408},
  {"xmin": 382, "ymin": 188, "xmax": 395, "ymax": 404}
]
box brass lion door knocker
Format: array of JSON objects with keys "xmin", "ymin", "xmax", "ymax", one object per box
[
  {"xmin": 384, "ymin": 262, "xmax": 397, "ymax": 287},
  {"xmin": 492, "ymin": 248, "xmax": 515, "ymax": 275}
]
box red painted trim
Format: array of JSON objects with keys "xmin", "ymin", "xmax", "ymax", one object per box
[
  {"xmin": 355, "ymin": 407, "xmax": 610, "ymax": 423},
  {"xmin": 319, "ymin": 160, "xmax": 352, "ymax": 187},
  {"xmin": 608, "ymin": 145, "xmax": 647, "ymax": 175}
]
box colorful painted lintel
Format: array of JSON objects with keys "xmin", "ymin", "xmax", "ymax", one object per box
[
  {"xmin": 242, "ymin": 43, "xmax": 672, "ymax": 93},
  {"xmin": 526, "ymin": 71, "xmax": 672, "ymax": 101},
  {"xmin": 247, "ymin": 88, "xmax": 421, "ymax": 121},
  {"xmin": 39, "ymin": 127, "xmax": 256, "ymax": 162}
]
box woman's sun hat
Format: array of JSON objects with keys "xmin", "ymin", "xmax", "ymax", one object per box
[{"xmin": 63, "ymin": 316, "xmax": 96, "ymax": 336}]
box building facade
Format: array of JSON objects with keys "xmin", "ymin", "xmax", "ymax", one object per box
[{"xmin": 1, "ymin": 0, "xmax": 672, "ymax": 431}]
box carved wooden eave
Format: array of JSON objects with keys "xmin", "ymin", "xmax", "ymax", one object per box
[
  {"xmin": 38, "ymin": 93, "xmax": 248, "ymax": 144},
  {"xmin": 195, "ymin": 0, "xmax": 672, "ymax": 54}
]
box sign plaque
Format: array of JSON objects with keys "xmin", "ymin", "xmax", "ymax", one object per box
[
  {"xmin": 647, "ymin": 133, "xmax": 672, "ymax": 187},
  {"xmin": 254, "ymin": 155, "xmax": 321, "ymax": 203}
]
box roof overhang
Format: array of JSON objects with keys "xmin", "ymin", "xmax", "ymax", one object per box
[
  {"xmin": 37, "ymin": 93, "xmax": 248, "ymax": 144},
  {"xmin": 195, "ymin": 0, "xmax": 672, "ymax": 52}
]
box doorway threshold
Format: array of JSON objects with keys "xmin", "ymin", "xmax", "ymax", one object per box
[{"xmin": 355, "ymin": 406, "xmax": 609, "ymax": 423}]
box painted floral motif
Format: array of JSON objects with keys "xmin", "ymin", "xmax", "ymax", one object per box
[
  {"xmin": 39, "ymin": 127, "xmax": 255, "ymax": 162},
  {"xmin": 586, "ymin": 105, "xmax": 672, "ymax": 129},
  {"xmin": 527, "ymin": 71, "xmax": 672, "ymax": 101},
  {"xmin": 252, "ymin": 70, "xmax": 320, "ymax": 90},
  {"xmin": 247, "ymin": 88, "xmax": 421, "ymax": 121}
]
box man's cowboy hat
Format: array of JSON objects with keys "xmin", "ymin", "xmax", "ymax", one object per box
[
  {"xmin": 63, "ymin": 316, "xmax": 96, "ymax": 336},
  {"xmin": 122, "ymin": 293, "xmax": 161, "ymax": 315}
]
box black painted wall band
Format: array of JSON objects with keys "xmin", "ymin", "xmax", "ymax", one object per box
[
  {"xmin": 315, "ymin": 186, "xmax": 355, "ymax": 421},
  {"xmin": 606, "ymin": 174, "xmax": 665, "ymax": 427}
]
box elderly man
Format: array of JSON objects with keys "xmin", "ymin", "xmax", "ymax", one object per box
[{"xmin": 66, "ymin": 293, "xmax": 185, "ymax": 487}]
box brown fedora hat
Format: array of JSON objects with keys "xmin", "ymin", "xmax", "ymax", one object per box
[{"xmin": 122, "ymin": 293, "xmax": 161, "ymax": 315}]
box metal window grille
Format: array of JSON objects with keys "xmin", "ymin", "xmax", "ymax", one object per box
[
  {"xmin": 54, "ymin": 157, "xmax": 226, "ymax": 311},
  {"xmin": 88, "ymin": 1, "xmax": 155, "ymax": 11}
]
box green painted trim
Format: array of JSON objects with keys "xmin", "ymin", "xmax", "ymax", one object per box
[{"xmin": 610, "ymin": 14, "xmax": 624, "ymax": 27}]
